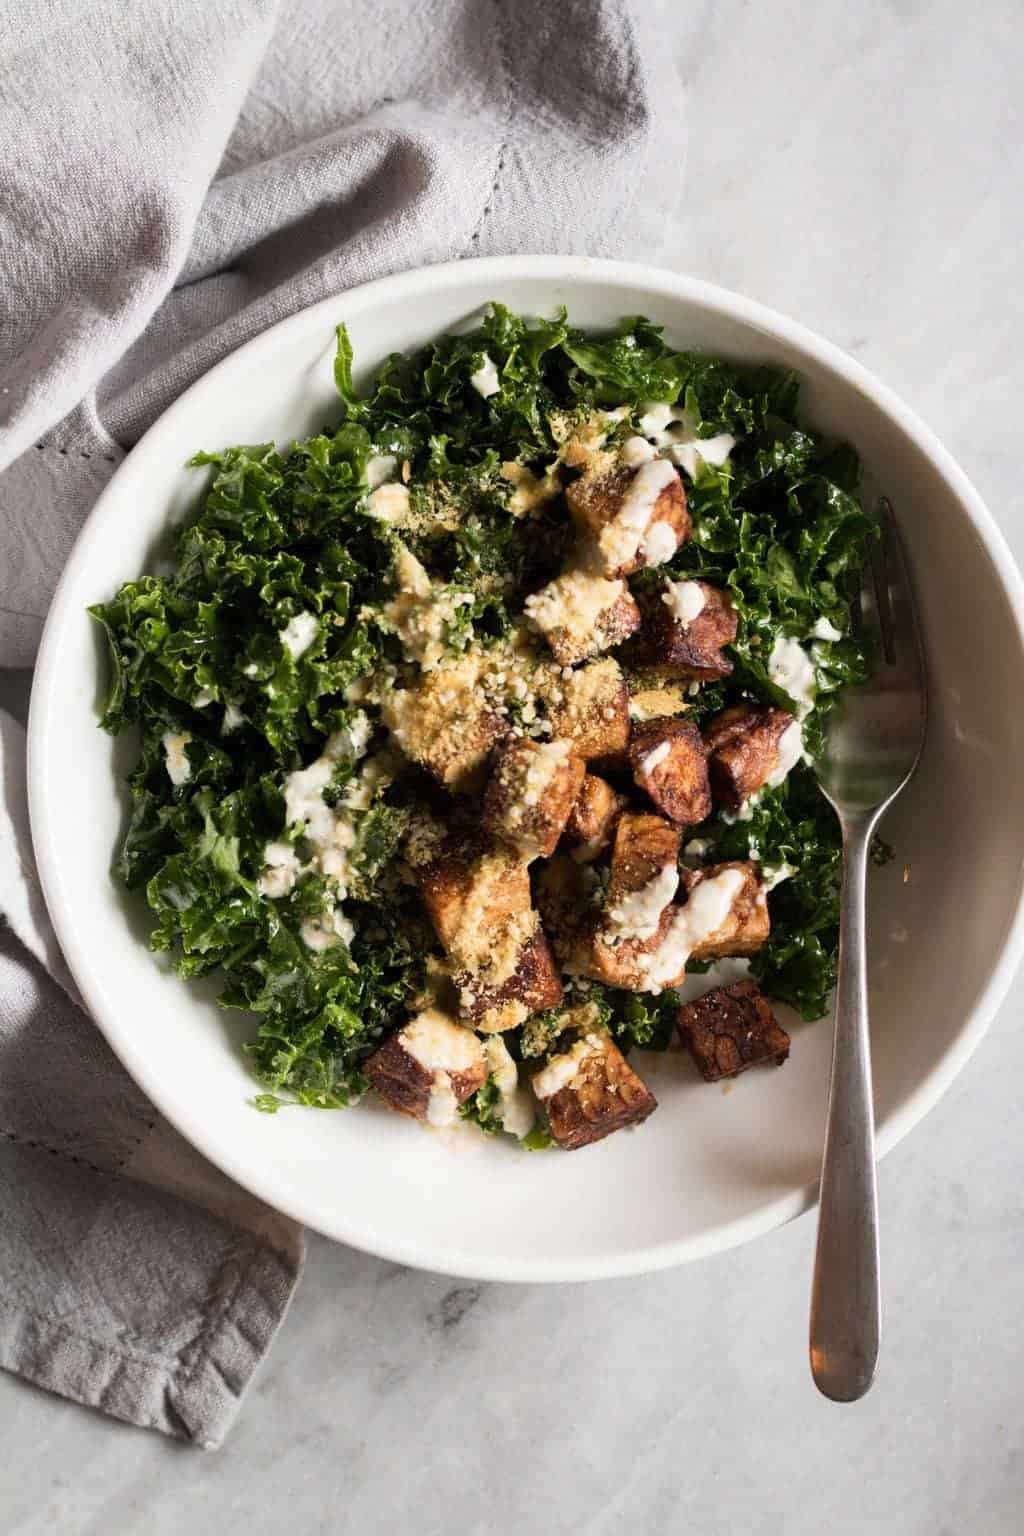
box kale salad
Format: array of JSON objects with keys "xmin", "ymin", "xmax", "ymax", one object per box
[{"xmin": 92, "ymin": 305, "xmax": 876, "ymax": 1151}]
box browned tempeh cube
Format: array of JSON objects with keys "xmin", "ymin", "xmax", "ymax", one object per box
[
  {"xmin": 364, "ymin": 1008, "xmax": 487, "ymax": 1121},
  {"xmin": 382, "ymin": 657, "xmax": 508, "ymax": 792},
  {"xmin": 676, "ymin": 979, "xmax": 790, "ymax": 1082},
  {"xmin": 533, "ymin": 852, "xmax": 666, "ymax": 990},
  {"xmin": 567, "ymin": 458, "xmax": 690, "ymax": 578},
  {"xmin": 535, "ymin": 854, "xmax": 592, "ymax": 966},
  {"xmin": 563, "ymin": 773, "xmax": 628, "ymax": 862},
  {"xmin": 539, "ymin": 816, "xmax": 684, "ymax": 992},
  {"xmin": 679, "ymin": 861, "xmax": 770, "ymax": 960},
  {"xmin": 629, "ymin": 716, "xmax": 712, "ymax": 826},
  {"xmin": 531, "ymin": 853, "xmax": 637, "ymax": 989},
  {"xmin": 456, "ymin": 926, "xmax": 564, "ymax": 1034},
  {"xmin": 543, "ymin": 658, "xmax": 631, "ymax": 762},
  {"xmin": 607, "ymin": 812, "xmax": 681, "ymax": 903},
  {"xmin": 637, "ymin": 580, "xmax": 738, "ymax": 681},
  {"xmin": 420, "ymin": 841, "xmax": 532, "ymax": 951},
  {"xmin": 581, "ymin": 860, "xmax": 769, "ymax": 997},
  {"xmin": 524, "ymin": 567, "xmax": 641, "ymax": 667},
  {"xmin": 573, "ymin": 907, "xmax": 677, "ymax": 990},
  {"xmin": 703, "ymin": 703, "xmax": 798, "ymax": 810},
  {"xmin": 483, "ymin": 738, "xmax": 586, "ymax": 859},
  {"xmin": 531, "ymin": 1031, "xmax": 657, "ymax": 1149},
  {"xmin": 419, "ymin": 841, "xmax": 562, "ymax": 1031}
]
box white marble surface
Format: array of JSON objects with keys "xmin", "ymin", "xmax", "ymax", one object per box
[{"xmin": 4, "ymin": 2, "xmax": 1024, "ymax": 1531}]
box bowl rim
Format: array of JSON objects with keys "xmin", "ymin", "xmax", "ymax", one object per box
[{"xmin": 27, "ymin": 253, "xmax": 1024, "ymax": 1281}]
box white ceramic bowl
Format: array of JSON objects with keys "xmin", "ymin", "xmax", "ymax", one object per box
[{"xmin": 29, "ymin": 256, "xmax": 1024, "ymax": 1281}]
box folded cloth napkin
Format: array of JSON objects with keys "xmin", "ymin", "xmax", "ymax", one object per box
[
  {"xmin": 0, "ymin": 0, "xmax": 685, "ymax": 1444},
  {"xmin": 0, "ymin": 709, "xmax": 304, "ymax": 1447}
]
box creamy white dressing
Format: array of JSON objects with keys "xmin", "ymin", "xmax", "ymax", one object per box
[
  {"xmin": 271, "ymin": 718, "xmax": 372, "ymax": 893},
  {"xmin": 222, "ymin": 699, "xmax": 246, "ymax": 734},
  {"xmin": 768, "ymin": 636, "xmax": 817, "ymax": 718},
  {"xmin": 280, "ymin": 610, "xmax": 319, "ymax": 660},
  {"xmin": 765, "ymin": 719, "xmax": 806, "ymax": 788},
  {"xmin": 638, "ymin": 402, "xmax": 673, "ymax": 438},
  {"xmin": 661, "ymin": 579, "xmax": 706, "ymax": 628},
  {"xmin": 533, "ymin": 1034, "xmax": 603, "ymax": 1100},
  {"xmin": 342, "ymin": 750, "xmax": 394, "ymax": 812},
  {"xmin": 639, "ymin": 739, "xmax": 672, "ymax": 776},
  {"xmin": 403, "ymin": 1008, "xmax": 484, "ymax": 1074},
  {"xmin": 640, "ymin": 868, "xmax": 747, "ymax": 993},
  {"xmin": 366, "ymin": 481, "xmax": 412, "ymax": 524},
  {"xmin": 810, "ymin": 615, "xmax": 843, "ymax": 642},
  {"xmin": 637, "ymin": 401, "xmax": 735, "ymax": 479},
  {"xmin": 484, "ymin": 1036, "xmax": 535, "ymax": 1139},
  {"xmin": 366, "ymin": 453, "xmax": 398, "ymax": 489},
  {"xmin": 192, "ymin": 688, "xmax": 214, "ymax": 709},
  {"xmin": 598, "ymin": 457, "xmax": 678, "ymax": 571},
  {"xmin": 257, "ymin": 840, "xmax": 302, "ymax": 898},
  {"xmin": 402, "ymin": 1008, "xmax": 485, "ymax": 1128},
  {"xmin": 683, "ymin": 838, "xmax": 710, "ymax": 864},
  {"xmin": 721, "ymin": 796, "xmax": 758, "ymax": 825},
  {"xmin": 668, "ymin": 433, "xmax": 736, "ymax": 478},
  {"xmin": 300, "ymin": 907, "xmax": 355, "ymax": 951},
  {"xmin": 642, "ymin": 520, "xmax": 679, "ymax": 567},
  {"xmin": 620, "ymin": 434, "xmax": 657, "ymax": 467},
  {"xmin": 470, "ymin": 353, "xmax": 501, "ymax": 398},
  {"xmin": 606, "ymin": 862, "xmax": 679, "ymax": 942},
  {"xmin": 161, "ymin": 731, "xmax": 192, "ymax": 786}
]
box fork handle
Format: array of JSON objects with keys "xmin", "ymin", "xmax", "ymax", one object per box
[{"xmin": 809, "ymin": 814, "xmax": 881, "ymax": 1401}]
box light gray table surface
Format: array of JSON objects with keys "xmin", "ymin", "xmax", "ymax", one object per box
[{"xmin": 4, "ymin": 4, "xmax": 1023, "ymax": 1532}]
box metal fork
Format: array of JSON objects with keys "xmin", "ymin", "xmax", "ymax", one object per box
[{"xmin": 809, "ymin": 499, "xmax": 927, "ymax": 1401}]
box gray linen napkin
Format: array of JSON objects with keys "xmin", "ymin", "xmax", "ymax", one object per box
[{"xmin": 0, "ymin": 0, "xmax": 685, "ymax": 1444}]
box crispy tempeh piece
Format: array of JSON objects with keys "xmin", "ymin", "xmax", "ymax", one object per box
[
  {"xmin": 382, "ymin": 657, "xmax": 508, "ymax": 791},
  {"xmin": 679, "ymin": 861, "xmax": 769, "ymax": 959},
  {"xmin": 365, "ymin": 1008, "xmax": 487, "ymax": 1121},
  {"xmin": 573, "ymin": 910, "xmax": 678, "ymax": 990},
  {"xmin": 629, "ymin": 716, "xmax": 712, "ymax": 826},
  {"xmin": 458, "ymin": 928, "xmax": 563, "ymax": 1033},
  {"xmin": 676, "ymin": 979, "xmax": 790, "ymax": 1082},
  {"xmin": 563, "ymin": 772, "xmax": 628, "ymax": 862},
  {"xmin": 542, "ymin": 658, "xmax": 631, "ymax": 762},
  {"xmin": 483, "ymin": 738, "xmax": 586, "ymax": 859},
  {"xmin": 524, "ymin": 567, "xmax": 641, "ymax": 667},
  {"xmin": 533, "ymin": 852, "xmax": 666, "ymax": 989},
  {"xmin": 567, "ymin": 459, "xmax": 690, "ymax": 578},
  {"xmin": 703, "ymin": 703, "xmax": 798, "ymax": 810},
  {"xmin": 420, "ymin": 841, "xmax": 531, "ymax": 951},
  {"xmin": 535, "ymin": 854, "xmax": 591, "ymax": 966},
  {"xmin": 419, "ymin": 841, "xmax": 562, "ymax": 1031},
  {"xmin": 564, "ymin": 816, "xmax": 680, "ymax": 990},
  {"xmin": 531, "ymin": 1031, "xmax": 657, "ymax": 1149},
  {"xmin": 605, "ymin": 812, "xmax": 681, "ymax": 915},
  {"xmin": 637, "ymin": 580, "xmax": 737, "ymax": 681}
]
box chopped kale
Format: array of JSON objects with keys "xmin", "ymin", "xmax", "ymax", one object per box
[{"xmin": 91, "ymin": 304, "xmax": 876, "ymax": 1105}]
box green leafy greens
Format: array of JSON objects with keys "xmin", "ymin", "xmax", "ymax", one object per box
[{"xmin": 91, "ymin": 304, "xmax": 876, "ymax": 1120}]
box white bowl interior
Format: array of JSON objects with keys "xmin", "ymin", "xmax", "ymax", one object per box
[{"xmin": 29, "ymin": 258, "xmax": 1024, "ymax": 1280}]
